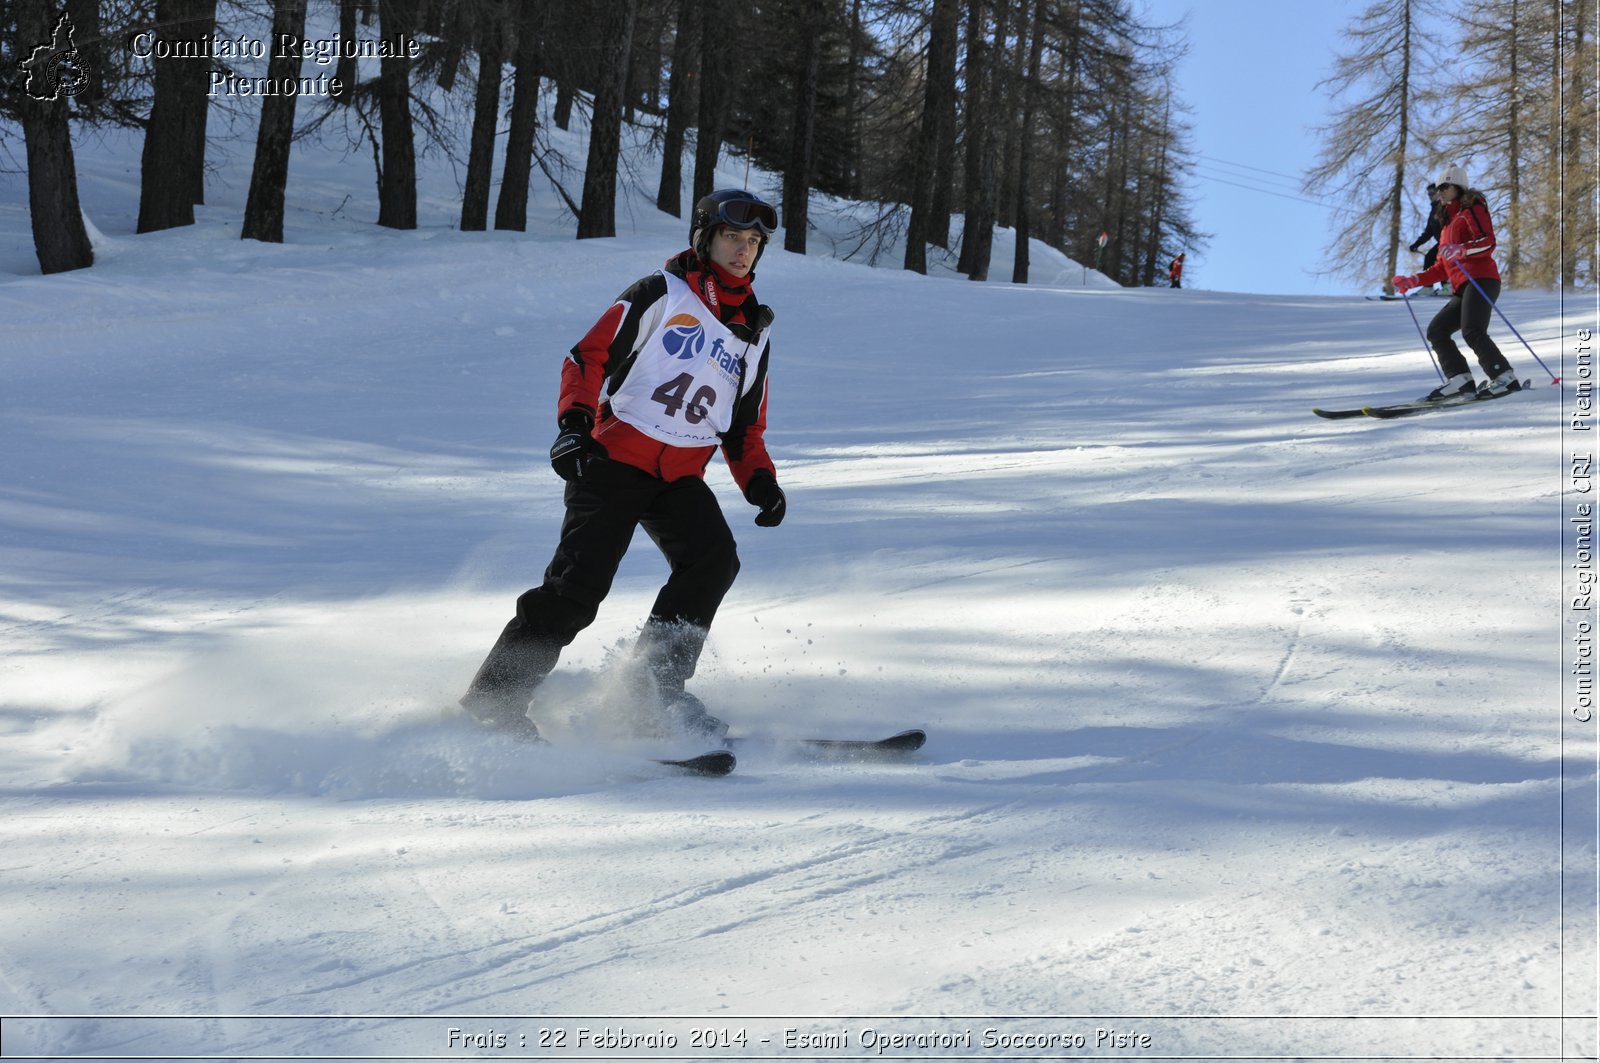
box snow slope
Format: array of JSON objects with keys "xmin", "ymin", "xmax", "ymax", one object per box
[{"xmin": 0, "ymin": 66, "xmax": 1595, "ymax": 1062}]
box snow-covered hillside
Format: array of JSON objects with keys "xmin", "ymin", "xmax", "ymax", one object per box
[{"xmin": 0, "ymin": 63, "xmax": 1594, "ymax": 1062}]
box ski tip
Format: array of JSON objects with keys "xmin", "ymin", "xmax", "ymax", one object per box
[
  {"xmin": 722, "ymin": 729, "xmax": 928, "ymax": 758},
  {"xmin": 886, "ymin": 728, "xmax": 928, "ymax": 750},
  {"xmin": 657, "ymin": 750, "xmax": 737, "ymax": 776},
  {"xmin": 698, "ymin": 750, "xmax": 737, "ymax": 774}
]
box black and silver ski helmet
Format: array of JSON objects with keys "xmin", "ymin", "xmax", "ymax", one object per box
[{"xmin": 690, "ymin": 189, "xmax": 778, "ymax": 264}]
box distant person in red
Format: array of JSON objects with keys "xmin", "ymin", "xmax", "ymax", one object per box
[
  {"xmin": 459, "ymin": 189, "xmax": 787, "ymax": 743},
  {"xmin": 1392, "ymin": 164, "xmax": 1518, "ymax": 401},
  {"xmin": 1168, "ymin": 253, "xmax": 1184, "ymax": 289}
]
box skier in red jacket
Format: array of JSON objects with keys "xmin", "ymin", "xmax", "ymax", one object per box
[
  {"xmin": 1392, "ymin": 164, "xmax": 1518, "ymax": 400},
  {"xmin": 460, "ymin": 190, "xmax": 786, "ymax": 742}
]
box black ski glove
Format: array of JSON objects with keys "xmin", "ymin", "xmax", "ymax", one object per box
[
  {"xmin": 549, "ymin": 410, "xmax": 606, "ymax": 482},
  {"xmin": 744, "ymin": 471, "xmax": 786, "ymax": 528}
]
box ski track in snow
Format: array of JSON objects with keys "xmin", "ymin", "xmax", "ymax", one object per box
[{"xmin": 0, "ymin": 51, "xmax": 1594, "ymax": 1062}]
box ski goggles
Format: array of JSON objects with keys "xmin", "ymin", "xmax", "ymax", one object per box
[{"xmin": 713, "ymin": 198, "xmax": 778, "ymax": 235}]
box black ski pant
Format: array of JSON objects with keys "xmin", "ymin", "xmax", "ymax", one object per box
[
  {"xmin": 462, "ymin": 459, "xmax": 741, "ymax": 718},
  {"xmin": 1427, "ymin": 277, "xmax": 1509, "ymax": 381}
]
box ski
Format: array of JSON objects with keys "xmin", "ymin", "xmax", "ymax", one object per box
[
  {"xmin": 1312, "ymin": 380, "xmax": 1533, "ymax": 421},
  {"xmin": 1316, "ymin": 398, "xmax": 1459, "ymax": 419},
  {"xmin": 1362, "ymin": 380, "xmax": 1532, "ymax": 419},
  {"xmin": 725, "ymin": 728, "xmax": 927, "ymax": 760},
  {"xmin": 1360, "ymin": 393, "xmax": 1487, "ymax": 419},
  {"xmin": 651, "ymin": 750, "xmax": 737, "ymax": 776},
  {"xmin": 448, "ymin": 708, "xmax": 737, "ymax": 777}
]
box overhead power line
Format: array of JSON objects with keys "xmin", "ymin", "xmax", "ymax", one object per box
[
  {"xmin": 1189, "ymin": 170, "xmax": 1332, "ymax": 208},
  {"xmin": 1195, "ymin": 153, "xmax": 1308, "ymax": 186},
  {"xmin": 1185, "ymin": 152, "xmax": 1334, "ymax": 208}
]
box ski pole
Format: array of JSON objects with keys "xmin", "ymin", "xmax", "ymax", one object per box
[
  {"xmin": 1400, "ymin": 289, "xmax": 1446, "ymax": 382},
  {"xmin": 1449, "ymin": 265, "xmax": 1562, "ymax": 383}
]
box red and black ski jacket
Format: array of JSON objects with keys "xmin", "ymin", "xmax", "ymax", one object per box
[
  {"xmin": 558, "ymin": 249, "xmax": 775, "ymax": 492},
  {"xmin": 1414, "ymin": 194, "xmax": 1500, "ymax": 290}
]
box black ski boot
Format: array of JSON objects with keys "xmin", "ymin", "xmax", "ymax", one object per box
[
  {"xmin": 660, "ymin": 691, "xmax": 729, "ymax": 741},
  {"xmin": 461, "ymin": 702, "xmax": 545, "ymax": 744},
  {"xmin": 634, "ymin": 618, "xmax": 728, "ymax": 740},
  {"xmin": 460, "ymin": 609, "xmax": 569, "ymax": 744}
]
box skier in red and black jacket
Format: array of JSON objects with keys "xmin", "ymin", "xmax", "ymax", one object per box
[
  {"xmin": 1392, "ymin": 164, "xmax": 1518, "ymax": 401},
  {"xmin": 460, "ymin": 190, "xmax": 786, "ymax": 742}
]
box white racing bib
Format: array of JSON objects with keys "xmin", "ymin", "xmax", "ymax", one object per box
[{"xmin": 607, "ymin": 271, "xmax": 770, "ymax": 446}]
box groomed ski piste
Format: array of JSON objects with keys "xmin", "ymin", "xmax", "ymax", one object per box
[{"xmin": 1, "ymin": 52, "xmax": 1594, "ymax": 1063}]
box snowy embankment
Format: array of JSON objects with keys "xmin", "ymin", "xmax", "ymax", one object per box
[{"xmin": 0, "ymin": 92, "xmax": 1593, "ymax": 1061}]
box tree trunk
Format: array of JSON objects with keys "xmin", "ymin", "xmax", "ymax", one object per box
[
  {"xmin": 655, "ymin": 0, "xmax": 696, "ymax": 216},
  {"xmin": 957, "ymin": 0, "xmax": 994, "ymax": 277},
  {"xmin": 576, "ymin": 0, "xmax": 639, "ymax": 238},
  {"xmin": 1498, "ymin": 0, "xmax": 1523, "ymax": 280},
  {"xmin": 1562, "ymin": 0, "xmax": 1591, "ymax": 285},
  {"xmin": 905, "ymin": 0, "xmax": 959, "ymax": 273},
  {"xmin": 1012, "ymin": 0, "xmax": 1045, "ymax": 284},
  {"xmin": 691, "ymin": 0, "xmax": 729, "ymax": 204},
  {"xmin": 928, "ymin": 4, "xmax": 959, "ymax": 250},
  {"xmin": 495, "ymin": 0, "xmax": 544, "ymax": 231},
  {"xmin": 1104, "ymin": 92, "xmax": 1132, "ymax": 282},
  {"xmin": 1047, "ymin": 8, "xmax": 1081, "ymax": 248},
  {"xmin": 996, "ymin": 0, "xmax": 1027, "ymax": 230},
  {"xmin": 460, "ymin": 3, "xmax": 505, "ymax": 232},
  {"xmin": 841, "ymin": 0, "xmax": 864, "ymax": 196},
  {"xmin": 136, "ymin": 0, "xmax": 215, "ymax": 233},
  {"xmin": 332, "ymin": 0, "xmax": 359, "ymax": 103},
  {"xmin": 63, "ymin": 0, "xmax": 104, "ymax": 103},
  {"xmin": 241, "ymin": 0, "xmax": 310, "ymax": 243},
  {"xmin": 186, "ymin": 0, "xmax": 215, "ymax": 205},
  {"xmin": 1141, "ymin": 98, "xmax": 1171, "ymax": 287},
  {"xmin": 958, "ymin": 0, "xmax": 997, "ymax": 280},
  {"xmin": 554, "ymin": 81, "xmax": 574, "ymax": 129},
  {"xmin": 376, "ymin": 0, "xmax": 417, "ymax": 229},
  {"xmin": 542, "ymin": 0, "xmax": 575, "ymax": 130},
  {"xmin": 624, "ymin": 0, "xmax": 664, "ymax": 123},
  {"xmin": 17, "ymin": 0, "xmax": 94, "ymax": 273},
  {"xmin": 1382, "ymin": 1, "xmax": 1413, "ymax": 296},
  {"xmin": 435, "ymin": 0, "xmax": 470, "ymax": 91},
  {"xmin": 781, "ymin": 0, "xmax": 823, "ymax": 254},
  {"xmin": 1542, "ymin": 0, "xmax": 1555, "ymax": 286}
]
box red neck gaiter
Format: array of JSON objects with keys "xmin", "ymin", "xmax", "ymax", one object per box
[{"xmin": 666, "ymin": 249, "xmax": 755, "ymax": 327}]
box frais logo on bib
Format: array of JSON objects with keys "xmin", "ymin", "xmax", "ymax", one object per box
[{"xmin": 662, "ymin": 314, "xmax": 706, "ymax": 360}]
